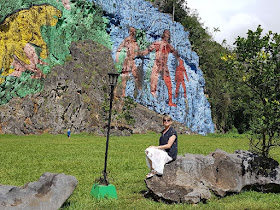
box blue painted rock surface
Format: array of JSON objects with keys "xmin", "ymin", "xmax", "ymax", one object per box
[{"xmin": 93, "ymin": 0, "xmax": 214, "ymax": 134}]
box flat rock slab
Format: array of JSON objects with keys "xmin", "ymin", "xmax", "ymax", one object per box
[
  {"xmin": 0, "ymin": 172, "xmax": 78, "ymax": 209},
  {"xmin": 145, "ymin": 149, "xmax": 280, "ymax": 204}
]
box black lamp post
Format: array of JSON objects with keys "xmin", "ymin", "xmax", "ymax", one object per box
[{"xmin": 102, "ymin": 72, "xmax": 119, "ymax": 185}]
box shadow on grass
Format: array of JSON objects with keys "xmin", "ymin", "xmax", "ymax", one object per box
[
  {"xmin": 60, "ymin": 200, "xmax": 72, "ymax": 209},
  {"xmin": 139, "ymin": 189, "xmax": 175, "ymax": 204}
]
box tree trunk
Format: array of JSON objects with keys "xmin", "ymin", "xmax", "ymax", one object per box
[
  {"xmin": 172, "ymin": 0, "xmax": 175, "ymax": 21},
  {"xmin": 262, "ymin": 132, "xmax": 267, "ymax": 157}
]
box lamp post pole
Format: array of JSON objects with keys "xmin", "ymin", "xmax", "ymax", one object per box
[
  {"xmin": 91, "ymin": 72, "xmax": 119, "ymax": 199},
  {"xmin": 102, "ymin": 72, "xmax": 119, "ymax": 186}
]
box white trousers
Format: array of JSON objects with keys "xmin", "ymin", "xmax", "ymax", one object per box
[{"xmin": 145, "ymin": 147, "xmax": 172, "ymax": 175}]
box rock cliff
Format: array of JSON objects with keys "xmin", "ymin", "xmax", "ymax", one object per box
[
  {"xmin": 0, "ymin": 0, "xmax": 214, "ymax": 135},
  {"xmin": 0, "ymin": 40, "xmax": 192, "ymax": 135}
]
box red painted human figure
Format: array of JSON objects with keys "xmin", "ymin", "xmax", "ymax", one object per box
[
  {"xmin": 175, "ymin": 59, "xmax": 189, "ymax": 98},
  {"xmin": 116, "ymin": 27, "xmax": 140, "ymax": 97},
  {"xmin": 141, "ymin": 29, "xmax": 179, "ymax": 107}
]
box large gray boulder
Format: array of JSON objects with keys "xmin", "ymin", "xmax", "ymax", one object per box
[
  {"xmin": 0, "ymin": 172, "xmax": 78, "ymax": 209},
  {"xmin": 145, "ymin": 149, "xmax": 280, "ymax": 204}
]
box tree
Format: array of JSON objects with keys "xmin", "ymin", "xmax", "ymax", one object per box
[{"xmin": 222, "ymin": 26, "xmax": 280, "ymax": 157}]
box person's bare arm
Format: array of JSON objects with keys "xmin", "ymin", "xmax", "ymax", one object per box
[
  {"xmin": 169, "ymin": 44, "xmax": 180, "ymax": 59},
  {"xmin": 149, "ymin": 135, "xmax": 176, "ymax": 149},
  {"xmin": 140, "ymin": 43, "xmax": 156, "ymax": 56}
]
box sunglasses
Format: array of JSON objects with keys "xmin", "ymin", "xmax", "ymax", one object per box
[{"xmin": 163, "ymin": 119, "xmax": 171, "ymax": 122}]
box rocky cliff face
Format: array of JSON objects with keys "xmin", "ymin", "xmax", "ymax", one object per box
[
  {"xmin": 0, "ymin": 0, "xmax": 214, "ymax": 135},
  {"xmin": 0, "ymin": 41, "xmax": 110, "ymax": 135},
  {"xmin": 0, "ymin": 40, "xmax": 193, "ymax": 135}
]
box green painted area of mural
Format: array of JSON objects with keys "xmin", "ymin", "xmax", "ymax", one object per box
[
  {"xmin": 0, "ymin": 0, "xmax": 112, "ymax": 105},
  {"xmin": 115, "ymin": 50, "xmax": 126, "ymax": 84},
  {"xmin": 0, "ymin": 73, "xmax": 44, "ymax": 104},
  {"xmin": 135, "ymin": 29, "xmax": 151, "ymax": 51},
  {"xmin": 115, "ymin": 50, "xmax": 126, "ymax": 73},
  {"xmin": 0, "ymin": 0, "xmax": 61, "ymax": 22},
  {"xmin": 41, "ymin": 0, "xmax": 111, "ymax": 66},
  {"xmin": 135, "ymin": 29, "xmax": 154, "ymax": 83}
]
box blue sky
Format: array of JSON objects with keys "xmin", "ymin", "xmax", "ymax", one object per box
[{"xmin": 186, "ymin": 0, "xmax": 280, "ymax": 46}]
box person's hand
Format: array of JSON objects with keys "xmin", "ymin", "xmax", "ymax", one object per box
[{"xmin": 149, "ymin": 146, "xmax": 158, "ymax": 149}]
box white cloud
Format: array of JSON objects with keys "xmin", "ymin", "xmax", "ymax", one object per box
[
  {"xmin": 217, "ymin": 13, "xmax": 264, "ymax": 44},
  {"xmin": 186, "ymin": 0, "xmax": 280, "ymax": 46}
]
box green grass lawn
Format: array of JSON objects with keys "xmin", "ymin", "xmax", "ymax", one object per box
[{"xmin": 0, "ymin": 133, "xmax": 280, "ymax": 209}]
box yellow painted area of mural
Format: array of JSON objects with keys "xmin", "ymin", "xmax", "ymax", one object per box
[{"xmin": 0, "ymin": 5, "xmax": 61, "ymax": 83}]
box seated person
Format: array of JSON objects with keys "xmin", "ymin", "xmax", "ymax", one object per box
[{"xmin": 145, "ymin": 115, "xmax": 177, "ymax": 178}]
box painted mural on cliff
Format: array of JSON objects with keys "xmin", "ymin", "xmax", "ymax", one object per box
[
  {"xmin": 0, "ymin": 0, "xmax": 110, "ymax": 105},
  {"xmin": 93, "ymin": 0, "xmax": 214, "ymax": 134},
  {"xmin": 0, "ymin": 5, "xmax": 61, "ymax": 83},
  {"xmin": 0, "ymin": 0, "xmax": 214, "ymax": 134}
]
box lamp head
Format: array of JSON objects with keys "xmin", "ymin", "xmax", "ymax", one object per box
[{"xmin": 108, "ymin": 72, "xmax": 119, "ymax": 86}]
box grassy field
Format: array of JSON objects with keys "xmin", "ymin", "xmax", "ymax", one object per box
[{"xmin": 0, "ymin": 132, "xmax": 280, "ymax": 209}]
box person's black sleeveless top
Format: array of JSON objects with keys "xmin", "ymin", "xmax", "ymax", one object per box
[{"xmin": 159, "ymin": 126, "xmax": 177, "ymax": 160}]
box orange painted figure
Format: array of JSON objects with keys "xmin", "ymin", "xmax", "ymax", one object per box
[
  {"xmin": 56, "ymin": 0, "xmax": 71, "ymax": 10},
  {"xmin": 9, "ymin": 43, "xmax": 48, "ymax": 79},
  {"xmin": 141, "ymin": 29, "xmax": 180, "ymax": 107},
  {"xmin": 116, "ymin": 27, "xmax": 140, "ymax": 97},
  {"xmin": 175, "ymin": 59, "xmax": 189, "ymax": 98}
]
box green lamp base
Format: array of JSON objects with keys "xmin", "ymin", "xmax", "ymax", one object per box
[{"xmin": 90, "ymin": 184, "xmax": 118, "ymax": 199}]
